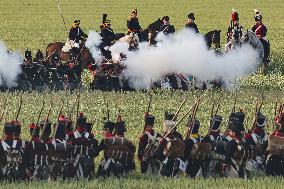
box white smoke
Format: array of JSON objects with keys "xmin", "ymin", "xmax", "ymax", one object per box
[
  {"xmin": 110, "ymin": 29, "xmax": 260, "ymax": 89},
  {"xmin": 85, "ymin": 30, "xmax": 103, "ymax": 62},
  {"xmin": 0, "ymin": 41, "xmax": 22, "ymax": 88}
]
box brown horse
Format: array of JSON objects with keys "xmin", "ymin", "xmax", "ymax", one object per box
[{"xmin": 46, "ymin": 41, "xmax": 94, "ymax": 69}]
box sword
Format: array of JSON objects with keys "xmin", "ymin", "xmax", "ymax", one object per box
[{"xmin": 56, "ymin": 0, "xmax": 68, "ymax": 35}]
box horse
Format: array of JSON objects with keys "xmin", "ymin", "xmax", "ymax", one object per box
[
  {"xmin": 204, "ymin": 30, "xmax": 221, "ymax": 50},
  {"xmin": 140, "ymin": 18, "xmax": 163, "ymax": 43},
  {"xmin": 46, "ymin": 41, "xmax": 94, "ymax": 69},
  {"xmin": 241, "ymin": 30, "xmax": 270, "ymax": 74}
]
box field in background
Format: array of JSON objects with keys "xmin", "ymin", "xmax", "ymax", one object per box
[{"xmin": 1, "ymin": 1, "xmax": 284, "ymax": 187}]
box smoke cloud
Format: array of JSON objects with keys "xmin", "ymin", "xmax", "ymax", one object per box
[
  {"xmin": 0, "ymin": 41, "xmax": 22, "ymax": 88},
  {"xmin": 110, "ymin": 29, "xmax": 260, "ymax": 89},
  {"xmin": 85, "ymin": 30, "xmax": 103, "ymax": 62}
]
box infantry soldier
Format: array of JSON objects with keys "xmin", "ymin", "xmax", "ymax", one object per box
[
  {"xmin": 185, "ymin": 13, "xmax": 199, "ymax": 33},
  {"xmin": 154, "ymin": 112, "xmax": 185, "ymax": 177},
  {"xmin": 127, "ymin": 9, "xmax": 143, "ymax": 39},
  {"xmin": 225, "ymin": 9, "xmax": 244, "ymax": 51},
  {"xmin": 184, "ymin": 119, "xmax": 204, "ymax": 178},
  {"xmin": 138, "ymin": 114, "xmax": 161, "ymax": 175},
  {"xmin": 100, "ymin": 14, "xmax": 115, "ymax": 60},
  {"xmin": 245, "ymin": 113, "xmax": 268, "ymax": 175},
  {"xmin": 222, "ymin": 119, "xmax": 247, "ymax": 178},
  {"xmin": 69, "ymin": 20, "xmax": 88, "ymax": 49},
  {"xmin": 159, "ymin": 16, "xmax": 175, "ymax": 35}
]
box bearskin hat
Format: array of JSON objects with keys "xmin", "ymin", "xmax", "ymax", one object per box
[
  {"xmin": 4, "ymin": 122, "xmax": 14, "ymax": 136},
  {"xmin": 163, "ymin": 120, "xmax": 175, "ymax": 133},
  {"xmin": 40, "ymin": 120, "xmax": 52, "ymax": 137},
  {"xmin": 162, "ymin": 16, "xmax": 170, "ymax": 21},
  {"xmin": 32, "ymin": 126, "xmax": 40, "ymax": 137},
  {"xmin": 103, "ymin": 121, "xmax": 116, "ymax": 132},
  {"xmin": 145, "ymin": 115, "xmax": 155, "ymax": 126},
  {"xmin": 102, "ymin": 14, "xmax": 111, "ymax": 24},
  {"xmin": 188, "ymin": 13, "xmax": 195, "ymax": 20},
  {"xmin": 115, "ymin": 121, "xmax": 126, "ymax": 135},
  {"xmin": 36, "ymin": 50, "xmax": 44, "ymax": 59},
  {"xmin": 256, "ymin": 113, "xmax": 266, "ymax": 127},
  {"xmin": 164, "ymin": 111, "xmax": 175, "ymax": 121},
  {"xmin": 210, "ymin": 115, "xmax": 223, "ymax": 131}
]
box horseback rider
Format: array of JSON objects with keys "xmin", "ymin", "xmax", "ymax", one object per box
[
  {"xmin": 69, "ymin": 20, "xmax": 88, "ymax": 57},
  {"xmin": 159, "ymin": 16, "xmax": 175, "ymax": 35},
  {"xmin": 138, "ymin": 114, "xmax": 161, "ymax": 174},
  {"xmin": 127, "ymin": 9, "xmax": 142, "ymax": 38},
  {"xmin": 225, "ymin": 9, "xmax": 244, "ymax": 51},
  {"xmin": 100, "ymin": 14, "xmax": 115, "ymax": 60},
  {"xmin": 251, "ymin": 9, "xmax": 270, "ymax": 63},
  {"xmin": 154, "ymin": 112, "xmax": 185, "ymax": 177},
  {"xmin": 185, "ymin": 13, "xmax": 199, "ymax": 33}
]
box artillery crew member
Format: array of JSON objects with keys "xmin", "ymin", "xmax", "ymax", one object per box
[
  {"xmin": 185, "ymin": 13, "xmax": 199, "ymax": 33},
  {"xmin": 127, "ymin": 9, "xmax": 142, "ymax": 37},
  {"xmin": 100, "ymin": 14, "xmax": 115, "ymax": 60},
  {"xmin": 69, "ymin": 20, "xmax": 88, "ymax": 49},
  {"xmin": 138, "ymin": 115, "xmax": 161, "ymax": 174},
  {"xmin": 159, "ymin": 16, "xmax": 175, "ymax": 35}
]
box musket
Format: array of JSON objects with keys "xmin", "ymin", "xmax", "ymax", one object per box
[
  {"xmin": 172, "ymin": 97, "xmax": 187, "ymax": 121},
  {"xmin": 274, "ymin": 101, "xmax": 278, "ymax": 116},
  {"xmin": 40, "ymin": 103, "xmax": 52, "ymax": 139},
  {"xmin": 15, "ymin": 94, "xmax": 23, "ymax": 122},
  {"xmin": 32, "ymin": 101, "xmax": 45, "ymax": 137},
  {"xmin": 57, "ymin": 100, "xmax": 64, "ymax": 121},
  {"xmin": 186, "ymin": 98, "xmax": 201, "ymax": 139},
  {"xmin": 163, "ymin": 97, "xmax": 201, "ymax": 139},
  {"xmin": 56, "ymin": 0, "xmax": 68, "ymax": 35},
  {"xmin": 68, "ymin": 95, "xmax": 79, "ymax": 118},
  {"xmin": 0, "ymin": 99, "xmax": 8, "ymax": 122},
  {"xmin": 143, "ymin": 94, "xmax": 152, "ymax": 133},
  {"xmin": 251, "ymin": 97, "xmax": 264, "ymax": 131}
]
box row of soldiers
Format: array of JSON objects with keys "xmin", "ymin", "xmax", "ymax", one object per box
[{"xmin": 1, "ymin": 99, "xmax": 284, "ymax": 180}]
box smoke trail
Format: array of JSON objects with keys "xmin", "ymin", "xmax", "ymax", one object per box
[
  {"xmin": 110, "ymin": 29, "xmax": 260, "ymax": 89},
  {"xmin": 85, "ymin": 30, "xmax": 103, "ymax": 62},
  {"xmin": 0, "ymin": 41, "xmax": 22, "ymax": 88}
]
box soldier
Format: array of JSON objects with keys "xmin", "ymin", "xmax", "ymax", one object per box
[
  {"xmin": 184, "ymin": 119, "xmax": 204, "ymax": 178},
  {"xmin": 100, "ymin": 14, "xmax": 115, "ymax": 60},
  {"xmin": 229, "ymin": 110, "xmax": 246, "ymax": 134},
  {"xmin": 245, "ymin": 113, "xmax": 268, "ymax": 175},
  {"xmin": 185, "ymin": 13, "xmax": 199, "ymax": 33},
  {"xmin": 127, "ymin": 9, "xmax": 142, "ymax": 36},
  {"xmin": 69, "ymin": 20, "xmax": 88, "ymax": 49},
  {"xmin": 24, "ymin": 49, "xmax": 32, "ymax": 64},
  {"xmin": 251, "ymin": 9, "xmax": 270, "ymax": 63},
  {"xmin": 138, "ymin": 115, "xmax": 161, "ymax": 175},
  {"xmin": 225, "ymin": 9, "xmax": 244, "ymax": 51},
  {"xmin": 154, "ymin": 112, "xmax": 185, "ymax": 177},
  {"xmin": 159, "ymin": 16, "xmax": 175, "ymax": 35},
  {"xmin": 266, "ymin": 113, "xmax": 284, "ymax": 176},
  {"xmin": 222, "ymin": 119, "xmax": 247, "ymax": 178},
  {"xmin": 0, "ymin": 122, "xmax": 26, "ymax": 180}
]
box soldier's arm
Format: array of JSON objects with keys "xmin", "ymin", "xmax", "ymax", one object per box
[
  {"xmin": 97, "ymin": 139, "xmax": 105, "ymax": 153},
  {"xmin": 153, "ymin": 138, "xmax": 166, "ymax": 161},
  {"xmin": 262, "ymin": 26, "xmax": 267, "ymax": 37}
]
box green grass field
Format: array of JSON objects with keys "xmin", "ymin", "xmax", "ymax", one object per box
[{"xmin": 1, "ymin": 0, "xmax": 284, "ymax": 188}]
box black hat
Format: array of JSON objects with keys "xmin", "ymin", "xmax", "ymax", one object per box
[
  {"xmin": 255, "ymin": 14, "xmax": 262, "ymax": 21},
  {"xmin": 188, "ymin": 13, "xmax": 195, "ymax": 20},
  {"xmin": 102, "ymin": 14, "xmax": 111, "ymax": 24},
  {"xmin": 230, "ymin": 111, "xmax": 245, "ymax": 124},
  {"xmin": 229, "ymin": 119, "xmax": 242, "ymax": 135},
  {"xmin": 40, "ymin": 121, "xmax": 52, "ymax": 138},
  {"xmin": 115, "ymin": 121, "xmax": 126, "ymax": 135},
  {"xmin": 103, "ymin": 121, "xmax": 115, "ymax": 132},
  {"xmin": 145, "ymin": 115, "xmax": 155, "ymax": 125},
  {"xmin": 4, "ymin": 123, "xmax": 14, "ymax": 136},
  {"xmin": 77, "ymin": 113, "xmax": 87, "ymax": 127},
  {"xmin": 162, "ymin": 16, "xmax": 170, "ymax": 21},
  {"xmin": 73, "ymin": 20, "xmax": 80, "ymax": 24},
  {"xmin": 55, "ymin": 122, "xmax": 66, "ymax": 139},
  {"xmin": 189, "ymin": 119, "xmax": 200, "ymax": 134},
  {"xmin": 85, "ymin": 122, "xmax": 93, "ymax": 133},
  {"xmin": 164, "ymin": 112, "xmax": 175, "ymax": 121},
  {"xmin": 35, "ymin": 50, "xmax": 44, "ymax": 59},
  {"xmin": 13, "ymin": 124, "xmax": 21, "ymax": 136},
  {"xmin": 32, "ymin": 126, "xmax": 40, "ymax": 137},
  {"xmin": 210, "ymin": 115, "xmax": 223, "ymax": 131},
  {"xmin": 256, "ymin": 113, "xmax": 266, "ymax": 127}
]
